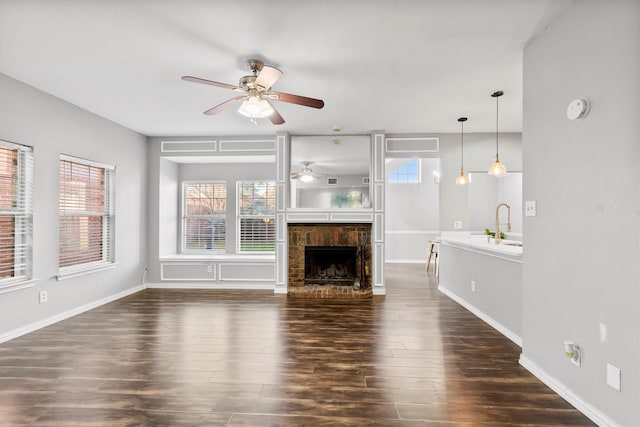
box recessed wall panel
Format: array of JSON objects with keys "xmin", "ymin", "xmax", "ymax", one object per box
[
  {"xmin": 219, "ymin": 263, "xmax": 275, "ymax": 281},
  {"xmin": 219, "ymin": 139, "xmax": 276, "ymax": 152},
  {"xmin": 161, "ymin": 140, "xmax": 217, "ymax": 153},
  {"xmin": 161, "ymin": 263, "xmax": 216, "ymax": 281}
]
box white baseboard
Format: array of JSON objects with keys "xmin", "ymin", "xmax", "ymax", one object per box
[
  {"xmin": 372, "ymin": 287, "xmax": 386, "ymax": 296},
  {"xmin": 147, "ymin": 282, "xmax": 273, "ymax": 290},
  {"xmin": 519, "ymin": 354, "xmax": 620, "ymax": 427},
  {"xmin": 385, "ymin": 259, "xmax": 425, "ymax": 264},
  {"xmin": 0, "ymin": 284, "xmax": 146, "ymax": 345},
  {"xmin": 438, "ymin": 284, "xmax": 522, "ymax": 347}
]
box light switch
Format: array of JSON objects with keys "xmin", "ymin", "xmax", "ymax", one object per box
[
  {"xmin": 525, "ymin": 200, "xmax": 537, "ymax": 217},
  {"xmin": 453, "ymin": 221, "xmax": 462, "ymax": 229},
  {"xmin": 607, "ymin": 363, "xmax": 621, "ymax": 391}
]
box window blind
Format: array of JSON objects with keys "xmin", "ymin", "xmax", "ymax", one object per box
[
  {"xmin": 182, "ymin": 182, "xmax": 226, "ymax": 254},
  {"xmin": 0, "ymin": 141, "xmax": 33, "ymax": 284},
  {"xmin": 59, "ymin": 156, "xmax": 115, "ymax": 272},
  {"xmin": 237, "ymin": 180, "xmax": 276, "ymax": 253}
]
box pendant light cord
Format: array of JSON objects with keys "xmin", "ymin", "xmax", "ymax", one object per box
[
  {"xmin": 461, "ymin": 120, "xmax": 464, "ymax": 168},
  {"xmin": 495, "ymin": 94, "xmax": 499, "ymax": 157}
]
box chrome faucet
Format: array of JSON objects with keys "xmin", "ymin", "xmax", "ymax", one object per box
[{"xmin": 495, "ymin": 203, "xmax": 511, "ymax": 244}]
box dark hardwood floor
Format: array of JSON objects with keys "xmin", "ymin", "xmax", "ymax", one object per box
[{"xmin": 0, "ymin": 264, "xmax": 594, "ymax": 426}]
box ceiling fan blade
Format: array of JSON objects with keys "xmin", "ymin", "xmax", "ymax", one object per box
[
  {"xmin": 255, "ymin": 66, "xmax": 282, "ymax": 90},
  {"xmin": 267, "ymin": 101, "xmax": 285, "ymax": 125},
  {"xmin": 269, "ymin": 91, "xmax": 325, "ymax": 109},
  {"xmin": 203, "ymin": 96, "xmax": 245, "ymax": 115},
  {"xmin": 290, "ymin": 172, "xmax": 301, "ymax": 179},
  {"xmin": 182, "ymin": 75, "xmax": 240, "ymax": 91}
]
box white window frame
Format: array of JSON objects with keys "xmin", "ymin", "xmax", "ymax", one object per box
[
  {"xmin": 236, "ymin": 180, "xmax": 276, "ymax": 254},
  {"xmin": 388, "ymin": 157, "xmax": 421, "ymax": 184},
  {"xmin": 0, "ymin": 140, "xmax": 33, "ymax": 292},
  {"xmin": 181, "ymin": 180, "xmax": 227, "ymax": 254},
  {"xmin": 58, "ymin": 154, "xmax": 116, "ymax": 280}
]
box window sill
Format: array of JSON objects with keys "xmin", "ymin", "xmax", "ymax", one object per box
[
  {"xmin": 0, "ymin": 278, "xmax": 37, "ymax": 295},
  {"xmin": 56, "ymin": 263, "xmax": 118, "ymax": 281},
  {"xmin": 160, "ymin": 254, "xmax": 275, "ymax": 262}
]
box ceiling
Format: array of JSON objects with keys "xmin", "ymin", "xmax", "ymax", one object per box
[{"xmin": 0, "ymin": 1, "xmax": 571, "ymax": 137}]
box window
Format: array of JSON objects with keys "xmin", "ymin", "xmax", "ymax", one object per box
[
  {"xmin": 388, "ymin": 158, "xmax": 420, "ymax": 183},
  {"xmin": 237, "ymin": 180, "xmax": 276, "ymax": 253},
  {"xmin": 0, "ymin": 141, "xmax": 33, "ymax": 287},
  {"xmin": 182, "ymin": 182, "xmax": 226, "ymax": 253},
  {"xmin": 59, "ymin": 155, "xmax": 115, "ymax": 275}
]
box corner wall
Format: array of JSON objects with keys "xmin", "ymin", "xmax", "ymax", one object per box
[
  {"xmin": 522, "ymin": 1, "xmax": 639, "ymax": 425},
  {"xmin": 0, "ymin": 73, "xmax": 148, "ymax": 339}
]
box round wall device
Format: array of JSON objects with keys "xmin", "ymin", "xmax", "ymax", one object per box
[{"xmin": 566, "ymin": 98, "xmax": 590, "ymax": 120}]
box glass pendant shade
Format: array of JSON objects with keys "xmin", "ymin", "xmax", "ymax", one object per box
[
  {"xmin": 237, "ymin": 96, "xmax": 274, "ymax": 118},
  {"xmin": 456, "ymin": 168, "xmax": 469, "ymax": 185},
  {"xmin": 488, "ymin": 155, "xmax": 507, "ymax": 177},
  {"xmin": 456, "ymin": 117, "xmax": 468, "ymax": 185},
  {"xmin": 488, "ymin": 90, "xmax": 507, "ymax": 176}
]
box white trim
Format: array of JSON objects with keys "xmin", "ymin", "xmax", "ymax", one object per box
[
  {"xmin": 385, "ymin": 259, "xmax": 425, "ymax": 264},
  {"xmin": 161, "ymin": 140, "xmax": 217, "ymax": 153},
  {"xmin": 218, "ymin": 263, "xmax": 275, "ymax": 282},
  {"xmin": 218, "ymin": 139, "xmax": 276, "ymax": 152},
  {"xmin": 372, "ymin": 287, "xmax": 386, "ymax": 296},
  {"xmin": 519, "ymin": 355, "xmax": 620, "ymax": 427},
  {"xmin": 0, "ymin": 279, "xmax": 37, "ymax": 295},
  {"xmin": 441, "ymin": 240, "xmax": 522, "ymax": 263},
  {"xmin": 385, "ymin": 137, "xmax": 439, "ymax": 153},
  {"xmin": 148, "ymin": 282, "xmax": 273, "ymax": 290},
  {"xmin": 385, "ymin": 230, "xmax": 440, "ymax": 235},
  {"xmin": 438, "ymin": 284, "xmax": 522, "ymax": 347},
  {"xmin": 160, "ymin": 263, "xmax": 216, "ymax": 281},
  {"xmin": 59, "ymin": 153, "xmax": 115, "ymax": 170},
  {"xmin": 56, "ymin": 263, "xmax": 118, "ymax": 281},
  {"xmin": 0, "ymin": 284, "xmax": 145, "ymax": 345},
  {"xmin": 273, "ymin": 287, "xmax": 287, "ymax": 294}
]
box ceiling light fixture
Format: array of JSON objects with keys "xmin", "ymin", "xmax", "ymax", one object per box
[
  {"xmin": 299, "ymin": 162, "xmax": 314, "ymax": 183},
  {"xmin": 488, "ymin": 90, "xmax": 507, "ymax": 177},
  {"xmin": 300, "ymin": 173, "xmax": 314, "ymax": 183},
  {"xmin": 237, "ymin": 90, "xmax": 274, "ymax": 119},
  {"xmin": 456, "ymin": 117, "xmax": 469, "ymax": 185}
]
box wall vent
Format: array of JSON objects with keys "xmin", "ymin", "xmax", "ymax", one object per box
[{"xmin": 327, "ymin": 177, "xmax": 338, "ymax": 185}]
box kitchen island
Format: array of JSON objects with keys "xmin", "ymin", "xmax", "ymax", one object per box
[{"xmin": 437, "ymin": 232, "xmax": 523, "ymax": 346}]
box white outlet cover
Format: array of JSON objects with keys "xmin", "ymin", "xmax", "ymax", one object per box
[
  {"xmin": 453, "ymin": 221, "xmax": 462, "ymax": 229},
  {"xmin": 525, "ymin": 200, "xmax": 536, "ymax": 217},
  {"xmin": 607, "ymin": 363, "xmax": 621, "ymax": 391}
]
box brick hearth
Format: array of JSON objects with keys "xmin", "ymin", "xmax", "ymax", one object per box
[{"xmin": 288, "ymin": 223, "xmax": 372, "ymax": 292}]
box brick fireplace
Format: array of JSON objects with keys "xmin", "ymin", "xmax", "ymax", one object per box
[{"xmin": 288, "ymin": 223, "xmax": 372, "ymax": 292}]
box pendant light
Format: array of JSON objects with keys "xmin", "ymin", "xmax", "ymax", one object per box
[
  {"xmin": 488, "ymin": 90, "xmax": 507, "ymax": 177},
  {"xmin": 455, "ymin": 117, "xmax": 469, "ymax": 185}
]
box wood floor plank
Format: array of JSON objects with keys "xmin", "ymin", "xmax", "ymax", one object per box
[{"xmin": 0, "ymin": 264, "xmax": 595, "ymax": 426}]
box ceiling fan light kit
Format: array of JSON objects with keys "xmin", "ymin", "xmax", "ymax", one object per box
[
  {"xmin": 237, "ymin": 94, "xmax": 274, "ymax": 118},
  {"xmin": 182, "ymin": 59, "xmax": 324, "ymax": 125}
]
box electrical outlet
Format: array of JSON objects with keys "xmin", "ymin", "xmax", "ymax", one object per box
[
  {"xmin": 471, "ymin": 281, "xmax": 476, "ymax": 292},
  {"xmin": 454, "ymin": 221, "xmax": 462, "ymax": 229},
  {"xmin": 39, "ymin": 291, "xmax": 48, "ymax": 304},
  {"xmin": 607, "ymin": 364, "xmax": 621, "ymax": 391},
  {"xmin": 525, "ymin": 200, "xmax": 537, "ymax": 217}
]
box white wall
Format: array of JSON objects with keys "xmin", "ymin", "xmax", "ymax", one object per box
[
  {"xmin": 385, "ymin": 158, "xmax": 439, "ymax": 262},
  {"xmin": 0, "ymin": 73, "xmax": 147, "ymax": 338},
  {"xmin": 522, "ymin": 1, "xmax": 639, "ymax": 425},
  {"xmin": 439, "ymin": 132, "xmax": 522, "ymax": 232},
  {"xmin": 469, "ymin": 172, "xmax": 523, "ymax": 233}
]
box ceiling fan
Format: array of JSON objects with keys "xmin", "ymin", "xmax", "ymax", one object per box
[
  {"xmin": 290, "ymin": 162, "xmax": 324, "ymax": 183},
  {"xmin": 182, "ymin": 59, "xmax": 325, "ymax": 125}
]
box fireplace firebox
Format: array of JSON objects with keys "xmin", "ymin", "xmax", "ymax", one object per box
[{"xmin": 305, "ymin": 246, "xmax": 357, "ymax": 286}]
